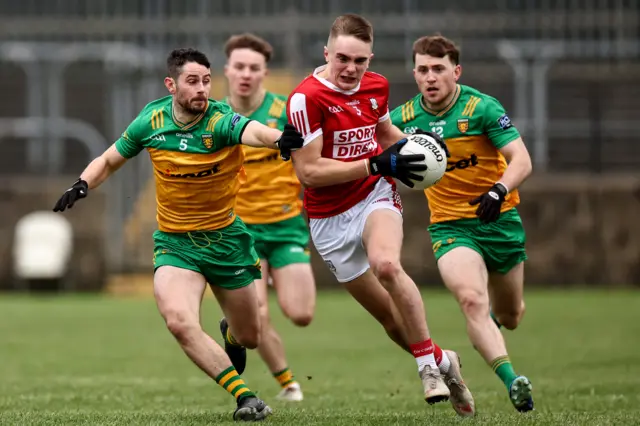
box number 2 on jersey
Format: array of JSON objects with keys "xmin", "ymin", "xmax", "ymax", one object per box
[{"xmin": 431, "ymin": 126, "xmax": 444, "ymax": 137}]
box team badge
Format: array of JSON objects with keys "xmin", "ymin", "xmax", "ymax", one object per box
[
  {"xmin": 201, "ymin": 133, "xmax": 213, "ymax": 149},
  {"xmin": 369, "ymin": 97, "xmax": 378, "ymax": 110},
  {"xmin": 457, "ymin": 118, "xmax": 469, "ymax": 134},
  {"xmin": 267, "ymin": 118, "xmax": 279, "ymax": 129}
]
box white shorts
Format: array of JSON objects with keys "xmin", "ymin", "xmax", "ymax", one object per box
[{"xmin": 309, "ymin": 178, "xmax": 403, "ymax": 283}]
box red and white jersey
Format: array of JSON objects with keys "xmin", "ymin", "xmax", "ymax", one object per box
[{"xmin": 287, "ymin": 65, "xmax": 391, "ymax": 218}]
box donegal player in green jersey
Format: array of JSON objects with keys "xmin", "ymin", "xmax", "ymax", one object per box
[
  {"xmin": 221, "ymin": 33, "xmax": 315, "ymax": 402},
  {"xmin": 52, "ymin": 48, "xmax": 304, "ymax": 421},
  {"xmin": 391, "ymin": 35, "xmax": 534, "ymax": 412}
]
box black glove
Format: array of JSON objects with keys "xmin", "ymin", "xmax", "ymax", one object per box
[
  {"xmin": 414, "ymin": 128, "xmax": 450, "ymax": 158},
  {"xmin": 469, "ymin": 183, "xmax": 508, "ymax": 223},
  {"xmin": 276, "ymin": 123, "xmax": 304, "ymax": 161},
  {"xmin": 369, "ymin": 138, "xmax": 427, "ymax": 188},
  {"xmin": 53, "ymin": 178, "xmax": 88, "ymax": 212}
]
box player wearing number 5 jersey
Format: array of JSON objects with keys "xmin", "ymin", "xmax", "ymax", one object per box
[
  {"xmin": 288, "ymin": 14, "xmax": 475, "ymax": 417},
  {"xmin": 52, "ymin": 48, "xmax": 305, "ymax": 422},
  {"xmin": 391, "ymin": 35, "xmax": 534, "ymax": 412}
]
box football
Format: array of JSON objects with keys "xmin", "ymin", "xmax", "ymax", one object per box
[{"xmin": 398, "ymin": 133, "xmax": 448, "ymax": 190}]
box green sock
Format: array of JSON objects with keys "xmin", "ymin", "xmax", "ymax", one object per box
[
  {"xmin": 273, "ymin": 367, "xmax": 295, "ymax": 388},
  {"xmin": 215, "ymin": 366, "xmax": 255, "ymax": 402},
  {"xmin": 491, "ymin": 355, "xmax": 518, "ymax": 388}
]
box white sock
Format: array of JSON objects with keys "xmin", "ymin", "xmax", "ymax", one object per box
[
  {"xmin": 438, "ymin": 351, "xmax": 451, "ymax": 374},
  {"xmin": 416, "ymin": 353, "xmax": 438, "ymax": 371}
]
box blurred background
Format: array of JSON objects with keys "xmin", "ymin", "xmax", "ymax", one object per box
[{"xmin": 0, "ymin": 0, "xmax": 639, "ymax": 293}]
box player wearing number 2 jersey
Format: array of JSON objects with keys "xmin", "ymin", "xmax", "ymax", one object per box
[
  {"xmin": 288, "ymin": 14, "xmax": 475, "ymax": 417},
  {"xmin": 391, "ymin": 34, "xmax": 534, "ymax": 413}
]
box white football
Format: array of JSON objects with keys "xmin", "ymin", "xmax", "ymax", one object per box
[{"xmin": 398, "ymin": 133, "xmax": 447, "ymax": 190}]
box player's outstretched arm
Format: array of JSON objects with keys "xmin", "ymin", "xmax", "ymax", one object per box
[
  {"xmin": 53, "ymin": 144, "xmax": 128, "ymax": 212},
  {"xmin": 240, "ymin": 121, "xmax": 303, "ymax": 160}
]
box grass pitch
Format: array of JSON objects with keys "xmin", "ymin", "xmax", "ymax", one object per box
[{"xmin": 1, "ymin": 288, "xmax": 639, "ymax": 425}]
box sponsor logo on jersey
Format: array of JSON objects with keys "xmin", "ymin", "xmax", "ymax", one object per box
[
  {"xmin": 244, "ymin": 152, "xmax": 279, "ymax": 164},
  {"xmin": 429, "ymin": 120, "xmax": 446, "ymax": 126},
  {"xmin": 457, "ymin": 118, "xmax": 469, "ymax": 133},
  {"xmin": 201, "ymin": 133, "xmax": 214, "ymax": 149},
  {"xmin": 446, "ymin": 154, "xmax": 479, "ymax": 172},
  {"xmin": 497, "ymin": 114, "xmax": 513, "ymax": 130},
  {"xmin": 176, "ymin": 132, "xmax": 193, "ymax": 139},
  {"xmin": 161, "ymin": 164, "xmax": 220, "ymax": 178},
  {"xmin": 402, "ymin": 126, "xmax": 418, "ymax": 134},
  {"xmin": 333, "ymin": 124, "xmax": 378, "ymax": 159},
  {"xmin": 151, "ymin": 134, "xmax": 166, "ymax": 142},
  {"xmin": 345, "ymin": 100, "xmax": 360, "ymax": 106},
  {"xmin": 328, "ymin": 105, "xmax": 344, "ymax": 114}
]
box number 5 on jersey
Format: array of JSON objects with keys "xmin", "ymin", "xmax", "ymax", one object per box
[{"xmin": 179, "ymin": 138, "xmax": 188, "ymax": 151}]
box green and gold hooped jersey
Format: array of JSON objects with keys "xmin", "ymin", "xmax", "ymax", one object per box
[
  {"xmin": 115, "ymin": 95, "xmax": 251, "ymax": 233},
  {"xmin": 223, "ymin": 92, "xmax": 302, "ymax": 225},
  {"xmin": 391, "ymin": 84, "xmax": 521, "ymax": 224}
]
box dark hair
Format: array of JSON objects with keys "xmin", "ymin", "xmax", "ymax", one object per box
[
  {"xmin": 166, "ymin": 48, "xmax": 211, "ymax": 79},
  {"xmin": 329, "ymin": 13, "xmax": 373, "ymax": 44},
  {"xmin": 224, "ymin": 33, "xmax": 273, "ymax": 63},
  {"xmin": 412, "ymin": 35, "xmax": 460, "ymax": 64}
]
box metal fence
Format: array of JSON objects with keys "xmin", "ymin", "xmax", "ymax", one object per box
[{"xmin": 0, "ymin": 0, "xmax": 638, "ymax": 273}]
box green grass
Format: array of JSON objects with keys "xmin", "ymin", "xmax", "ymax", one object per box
[{"xmin": 1, "ymin": 289, "xmax": 640, "ymax": 425}]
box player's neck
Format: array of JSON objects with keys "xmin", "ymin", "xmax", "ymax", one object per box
[
  {"xmin": 316, "ymin": 66, "xmax": 336, "ymax": 86},
  {"xmin": 421, "ymin": 86, "xmax": 458, "ymax": 113},
  {"xmin": 227, "ymin": 89, "xmax": 266, "ymax": 116},
  {"xmin": 171, "ymin": 99, "xmax": 201, "ymax": 125}
]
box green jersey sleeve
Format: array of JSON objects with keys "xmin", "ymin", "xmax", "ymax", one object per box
[
  {"xmin": 115, "ymin": 115, "xmax": 146, "ymax": 159},
  {"xmin": 390, "ymin": 105, "xmax": 404, "ymax": 129},
  {"xmin": 482, "ymin": 96, "xmax": 520, "ymax": 149},
  {"xmin": 211, "ymin": 103, "xmax": 252, "ymax": 147}
]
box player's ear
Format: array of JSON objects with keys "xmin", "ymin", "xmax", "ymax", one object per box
[
  {"xmin": 454, "ymin": 64, "xmax": 462, "ymax": 81},
  {"xmin": 164, "ymin": 76, "xmax": 177, "ymax": 94},
  {"xmin": 323, "ymin": 46, "xmax": 329, "ymax": 63}
]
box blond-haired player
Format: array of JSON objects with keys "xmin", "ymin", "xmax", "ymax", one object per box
[{"xmin": 288, "ymin": 14, "xmax": 475, "ymax": 417}]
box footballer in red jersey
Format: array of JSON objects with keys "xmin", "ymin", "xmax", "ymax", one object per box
[{"xmin": 287, "ymin": 14, "xmax": 475, "ymax": 417}]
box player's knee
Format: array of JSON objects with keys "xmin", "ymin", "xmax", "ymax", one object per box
[
  {"xmin": 457, "ymin": 289, "xmax": 489, "ymax": 319},
  {"xmin": 289, "ymin": 310, "xmax": 314, "ymax": 327},
  {"xmin": 281, "ymin": 299, "xmax": 314, "ymax": 327},
  {"xmin": 370, "ymin": 255, "xmax": 402, "ymax": 283},
  {"xmin": 496, "ymin": 300, "xmax": 525, "ymax": 330},
  {"xmin": 234, "ymin": 323, "xmax": 261, "ymax": 349},
  {"xmin": 164, "ymin": 310, "xmax": 201, "ymax": 344}
]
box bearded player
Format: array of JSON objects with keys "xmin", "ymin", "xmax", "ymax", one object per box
[
  {"xmin": 52, "ymin": 48, "xmax": 304, "ymax": 421},
  {"xmin": 391, "ymin": 35, "xmax": 534, "ymax": 412},
  {"xmin": 221, "ymin": 33, "xmax": 315, "ymax": 402},
  {"xmin": 287, "ymin": 14, "xmax": 475, "ymax": 417}
]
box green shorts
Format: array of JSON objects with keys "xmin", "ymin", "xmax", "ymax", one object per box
[
  {"xmin": 152, "ymin": 217, "xmax": 261, "ymax": 290},
  {"xmin": 245, "ymin": 214, "xmax": 310, "ymax": 269},
  {"xmin": 428, "ymin": 208, "xmax": 527, "ymax": 274}
]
